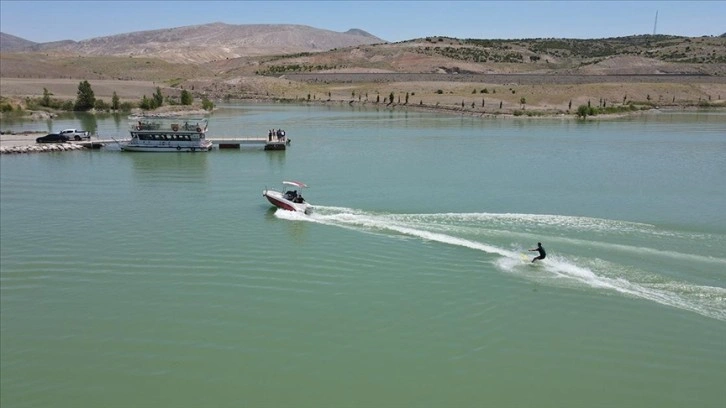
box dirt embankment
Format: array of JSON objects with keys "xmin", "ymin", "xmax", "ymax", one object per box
[
  {"xmin": 0, "ymin": 78, "xmax": 169, "ymax": 102},
  {"xmin": 2, "ymin": 73, "xmax": 725, "ymax": 121}
]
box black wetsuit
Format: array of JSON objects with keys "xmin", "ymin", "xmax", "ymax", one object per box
[{"xmin": 532, "ymin": 245, "xmax": 546, "ymax": 262}]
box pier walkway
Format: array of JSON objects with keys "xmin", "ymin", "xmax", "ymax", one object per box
[{"xmin": 74, "ymin": 137, "xmax": 289, "ymax": 151}]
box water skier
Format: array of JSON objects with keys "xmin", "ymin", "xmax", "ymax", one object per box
[{"xmin": 529, "ymin": 242, "xmax": 546, "ymax": 263}]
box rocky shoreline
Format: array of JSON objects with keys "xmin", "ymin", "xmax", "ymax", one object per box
[{"xmin": 0, "ymin": 142, "xmax": 87, "ymax": 155}]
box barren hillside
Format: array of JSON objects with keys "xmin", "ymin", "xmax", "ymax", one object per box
[
  {"xmin": 0, "ymin": 32, "xmax": 36, "ymax": 51},
  {"xmin": 2, "ymin": 28, "xmax": 725, "ymax": 116},
  {"xmin": 1, "ymin": 23, "xmax": 385, "ymax": 63}
]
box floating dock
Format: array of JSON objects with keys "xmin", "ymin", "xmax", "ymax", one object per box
[
  {"xmin": 73, "ymin": 137, "xmax": 289, "ymax": 151},
  {"xmin": 211, "ymin": 137, "xmax": 290, "ymax": 150}
]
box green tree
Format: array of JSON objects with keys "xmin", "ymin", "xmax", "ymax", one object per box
[
  {"xmin": 111, "ymin": 92, "xmax": 120, "ymax": 111},
  {"xmin": 153, "ymin": 87, "xmax": 163, "ymax": 108},
  {"xmin": 140, "ymin": 95, "xmax": 152, "ymax": 110},
  {"xmin": 201, "ymin": 97, "xmax": 214, "ymax": 111},
  {"xmin": 520, "ymin": 97, "xmax": 526, "ymax": 109},
  {"xmin": 74, "ymin": 80, "xmax": 95, "ymax": 111},
  {"xmin": 389, "ymin": 92, "xmax": 394, "ymax": 105},
  {"xmin": 180, "ymin": 89, "xmax": 193, "ymax": 105},
  {"xmin": 42, "ymin": 88, "xmax": 52, "ymax": 107}
]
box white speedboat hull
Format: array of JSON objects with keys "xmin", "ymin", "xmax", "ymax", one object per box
[{"xmin": 263, "ymin": 190, "xmax": 312, "ymax": 214}]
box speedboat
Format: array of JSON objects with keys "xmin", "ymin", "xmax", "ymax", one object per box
[{"xmin": 263, "ymin": 181, "xmax": 313, "ymax": 214}]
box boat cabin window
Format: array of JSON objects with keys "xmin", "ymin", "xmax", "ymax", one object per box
[{"xmin": 138, "ymin": 134, "xmax": 192, "ymax": 141}]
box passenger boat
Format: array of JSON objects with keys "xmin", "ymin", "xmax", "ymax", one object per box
[
  {"xmin": 263, "ymin": 181, "xmax": 313, "ymax": 214},
  {"xmin": 121, "ymin": 116, "xmax": 213, "ymax": 152}
]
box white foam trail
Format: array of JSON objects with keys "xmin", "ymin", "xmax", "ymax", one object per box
[
  {"xmin": 274, "ymin": 206, "xmax": 726, "ymax": 321},
  {"xmin": 385, "ymin": 211, "xmax": 726, "ymax": 266},
  {"xmin": 273, "ymin": 209, "xmax": 310, "ymax": 221}
]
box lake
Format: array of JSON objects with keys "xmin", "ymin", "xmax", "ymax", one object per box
[{"xmin": 1, "ymin": 104, "xmax": 725, "ymax": 407}]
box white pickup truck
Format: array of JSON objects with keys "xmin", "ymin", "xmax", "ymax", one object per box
[{"xmin": 59, "ymin": 129, "xmax": 90, "ymax": 141}]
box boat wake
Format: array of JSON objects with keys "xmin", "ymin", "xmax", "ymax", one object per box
[{"xmin": 274, "ymin": 206, "xmax": 726, "ymax": 321}]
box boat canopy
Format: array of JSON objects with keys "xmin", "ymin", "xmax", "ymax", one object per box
[
  {"xmin": 128, "ymin": 116, "xmax": 209, "ymax": 131},
  {"xmin": 282, "ymin": 181, "xmax": 308, "ymax": 188}
]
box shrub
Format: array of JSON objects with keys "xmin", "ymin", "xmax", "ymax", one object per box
[
  {"xmin": 94, "ymin": 99, "xmax": 110, "ymax": 111},
  {"xmin": 201, "ymin": 97, "xmax": 214, "ymax": 111},
  {"xmin": 61, "ymin": 100, "xmax": 74, "ymax": 111},
  {"xmin": 139, "ymin": 95, "xmax": 153, "ymax": 110},
  {"xmin": 576, "ymin": 104, "xmax": 597, "ymax": 118},
  {"xmin": 180, "ymin": 89, "xmax": 193, "ymax": 105},
  {"xmin": 118, "ymin": 102, "xmax": 134, "ymax": 112}
]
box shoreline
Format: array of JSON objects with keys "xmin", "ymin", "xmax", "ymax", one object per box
[
  {"xmin": 3, "ymin": 75, "xmax": 725, "ymax": 120},
  {"xmin": 1, "ymin": 102, "xmax": 721, "ymax": 154},
  {"xmin": 223, "ymin": 96, "xmax": 723, "ymax": 121},
  {"xmin": 2, "ymin": 98, "xmax": 721, "ymax": 141}
]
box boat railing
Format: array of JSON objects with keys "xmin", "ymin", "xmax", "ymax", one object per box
[{"xmin": 129, "ymin": 117, "xmax": 208, "ymax": 132}]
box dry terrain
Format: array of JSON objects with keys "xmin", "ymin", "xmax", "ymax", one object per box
[{"xmin": 2, "ymin": 27, "xmax": 725, "ymax": 118}]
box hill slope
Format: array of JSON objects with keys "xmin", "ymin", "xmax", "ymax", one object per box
[
  {"xmin": 1, "ymin": 23, "xmax": 385, "ymax": 63},
  {"xmin": 0, "ymin": 32, "xmax": 36, "ymax": 52}
]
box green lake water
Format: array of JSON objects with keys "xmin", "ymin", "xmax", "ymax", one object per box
[{"xmin": 1, "ymin": 105, "xmax": 725, "ymax": 407}]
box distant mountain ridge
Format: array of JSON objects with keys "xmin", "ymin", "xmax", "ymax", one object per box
[
  {"xmin": 1, "ymin": 26, "xmax": 724, "ymax": 81},
  {"xmin": 0, "ymin": 32, "xmax": 37, "ymax": 51},
  {"xmin": 0, "ymin": 23, "xmax": 386, "ymax": 63}
]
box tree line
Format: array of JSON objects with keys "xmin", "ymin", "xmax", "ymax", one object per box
[{"xmin": 3, "ymin": 81, "xmax": 213, "ymax": 114}]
